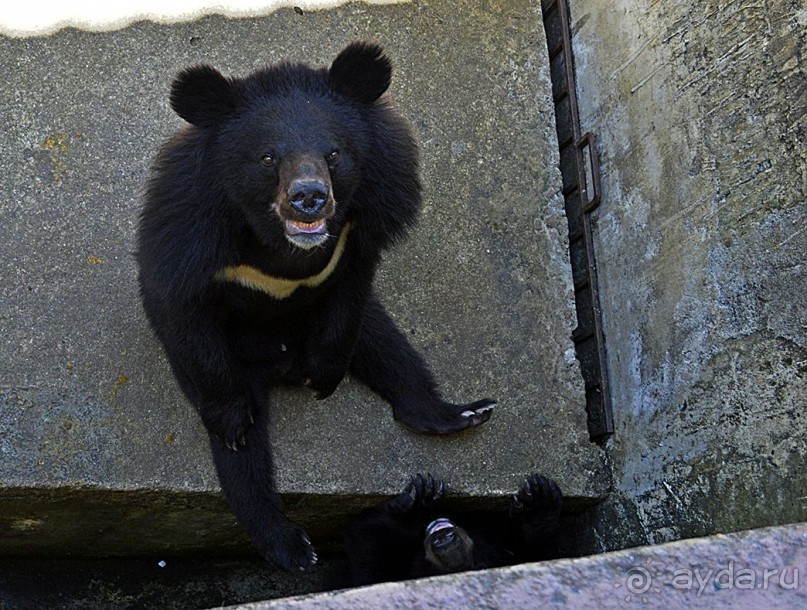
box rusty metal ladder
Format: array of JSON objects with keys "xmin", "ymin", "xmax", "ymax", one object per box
[{"xmin": 542, "ymin": 0, "xmax": 613, "ymax": 441}]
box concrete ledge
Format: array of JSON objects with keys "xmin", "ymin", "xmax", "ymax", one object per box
[
  {"xmin": 237, "ymin": 523, "xmax": 807, "ymax": 609},
  {"xmin": 0, "ymin": 0, "xmax": 606, "ymax": 556}
]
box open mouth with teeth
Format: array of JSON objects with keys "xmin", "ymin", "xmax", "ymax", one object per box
[
  {"xmin": 284, "ymin": 219, "xmax": 328, "ymax": 248},
  {"xmin": 426, "ymin": 518, "xmax": 456, "ymax": 547},
  {"xmin": 285, "ymin": 219, "xmax": 327, "ymax": 235}
]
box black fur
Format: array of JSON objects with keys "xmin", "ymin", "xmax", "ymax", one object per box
[
  {"xmin": 344, "ymin": 473, "xmax": 563, "ymax": 585},
  {"xmin": 136, "ymin": 42, "xmax": 495, "ymax": 572}
]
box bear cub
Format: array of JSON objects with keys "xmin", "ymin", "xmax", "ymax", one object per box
[
  {"xmin": 137, "ymin": 42, "xmax": 495, "ymax": 571},
  {"xmin": 344, "ymin": 473, "xmax": 564, "ymax": 585}
]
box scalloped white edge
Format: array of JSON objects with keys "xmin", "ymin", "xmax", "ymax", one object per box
[{"xmin": 0, "ymin": 0, "xmax": 408, "ymax": 38}]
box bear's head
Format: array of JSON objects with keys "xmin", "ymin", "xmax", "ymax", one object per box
[{"xmin": 168, "ymin": 42, "xmax": 394, "ymax": 251}]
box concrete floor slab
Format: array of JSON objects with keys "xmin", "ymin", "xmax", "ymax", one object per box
[{"xmin": 0, "ymin": 0, "xmax": 606, "ymax": 556}]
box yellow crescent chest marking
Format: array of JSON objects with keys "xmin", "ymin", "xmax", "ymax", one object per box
[{"xmin": 216, "ymin": 223, "xmax": 352, "ymax": 300}]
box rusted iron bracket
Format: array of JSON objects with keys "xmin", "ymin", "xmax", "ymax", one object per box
[{"xmin": 542, "ymin": 0, "xmax": 614, "ymax": 441}]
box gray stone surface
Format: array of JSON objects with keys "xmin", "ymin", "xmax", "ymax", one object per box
[
  {"xmin": 0, "ymin": 0, "xmax": 605, "ymax": 556},
  {"xmin": 567, "ymin": 0, "xmax": 806, "ymax": 551},
  {"xmin": 232, "ymin": 522, "xmax": 807, "ymax": 609}
]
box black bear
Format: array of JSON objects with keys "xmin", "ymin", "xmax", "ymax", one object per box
[
  {"xmin": 136, "ymin": 42, "xmax": 495, "ymax": 572},
  {"xmin": 344, "ymin": 473, "xmax": 563, "ymax": 585}
]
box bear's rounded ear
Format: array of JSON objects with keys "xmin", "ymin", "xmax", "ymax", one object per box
[
  {"xmin": 169, "ymin": 65, "xmax": 236, "ymax": 127},
  {"xmin": 329, "ymin": 41, "xmax": 392, "ymax": 104}
]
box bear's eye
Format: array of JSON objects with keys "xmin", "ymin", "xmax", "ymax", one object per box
[
  {"xmin": 261, "ymin": 153, "xmax": 275, "ymax": 167},
  {"xmin": 327, "ymin": 150, "xmax": 340, "ymax": 165}
]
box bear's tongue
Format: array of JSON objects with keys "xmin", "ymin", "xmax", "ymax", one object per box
[{"xmin": 285, "ymin": 219, "xmax": 326, "ymax": 236}]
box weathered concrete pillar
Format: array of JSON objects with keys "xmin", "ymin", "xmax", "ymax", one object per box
[{"xmin": 567, "ymin": 0, "xmax": 806, "ymax": 549}]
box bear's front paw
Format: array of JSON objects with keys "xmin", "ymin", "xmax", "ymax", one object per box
[
  {"xmin": 510, "ymin": 473, "xmax": 563, "ymax": 515},
  {"xmin": 302, "ymin": 359, "xmax": 347, "ymax": 400},
  {"xmin": 261, "ymin": 520, "xmax": 318, "ymax": 573},
  {"xmin": 202, "ymin": 398, "xmax": 255, "ymax": 451},
  {"xmin": 391, "ymin": 472, "xmax": 445, "ymax": 514},
  {"xmin": 394, "ymin": 398, "xmax": 496, "ymax": 435}
]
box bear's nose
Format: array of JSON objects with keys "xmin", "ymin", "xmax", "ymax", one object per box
[{"xmin": 287, "ymin": 179, "xmax": 329, "ymax": 215}]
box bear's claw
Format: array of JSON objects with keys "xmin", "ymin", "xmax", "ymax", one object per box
[
  {"xmin": 264, "ymin": 522, "xmax": 318, "ymax": 572},
  {"xmin": 510, "ymin": 474, "xmax": 562, "ymax": 514},
  {"xmin": 393, "ymin": 472, "xmax": 445, "ymax": 513},
  {"xmin": 461, "ymin": 402, "xmax": 496, "ymax": 418}
]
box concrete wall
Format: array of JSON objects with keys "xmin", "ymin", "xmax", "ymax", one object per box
[{"xmin": 568, "ymin": 0, "xmax": 806, "ymax": 550}]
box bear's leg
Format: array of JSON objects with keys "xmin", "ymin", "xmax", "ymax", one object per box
[
  {"xmin": 349, "ymin": 294, "xmax": 495, "ymax": 434},
  {"xmin": 508, "ymin": 474, "xmax": 564, "ymax": 562},
  {"xmin": 205, "ymin": 367, "xmax": 317, "ymax": 572}
]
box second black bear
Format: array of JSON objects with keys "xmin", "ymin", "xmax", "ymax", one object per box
[
  {"xmin": 136, "ymin": 42, "xmax": 495, "ymax": 572},
  {"xmin": 344, "ymin": 473, "xmax": 564, "ymax": 585}
]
